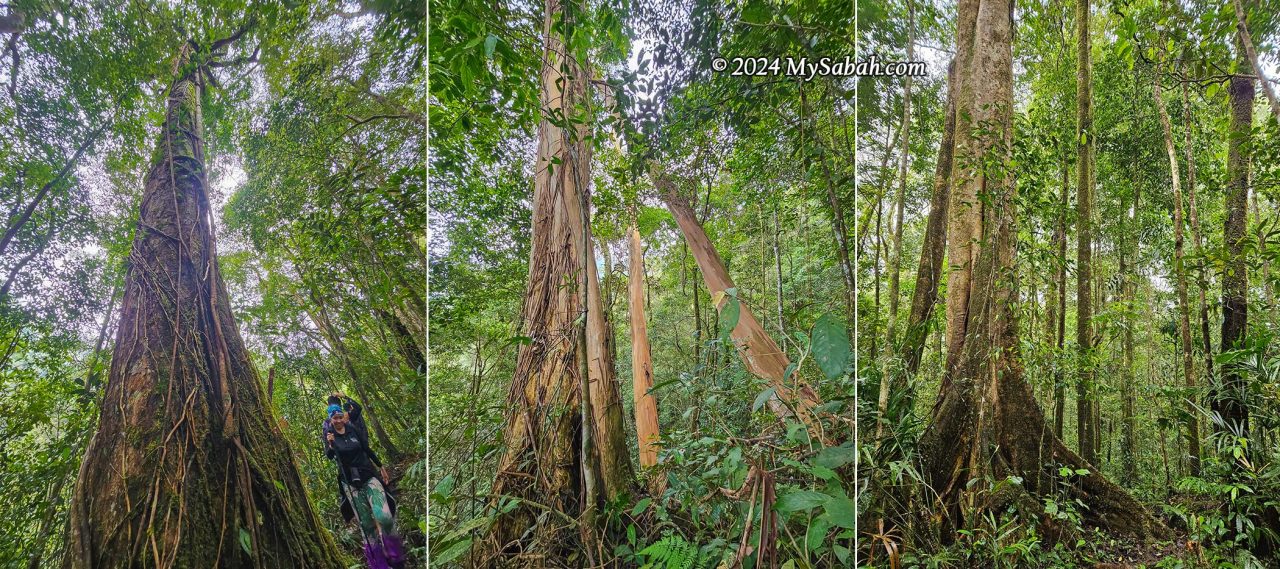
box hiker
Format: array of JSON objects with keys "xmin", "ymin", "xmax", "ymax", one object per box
[
  {"xmin": 325, "ymin": 408, "xmax": 405, "ymax": 568},
  {"xmin": 321, "ymin": 391, "xmax": 366, "ymax": 442}
]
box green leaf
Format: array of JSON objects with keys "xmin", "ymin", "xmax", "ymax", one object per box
[
  {"xmin": 719, "ymin": 296, "xmax": 741, "ymax": 339},
  {"xmin": 752, "ymin": 387, "xmax": 776, "ymax": 413},
  {"xmin": 833, "ymin": 544, "xmax": 851, "ymax": 563},
  {"xmin": 483, "ymin": 34, "xmax": 498, "ymax": 58},
  {"xmin": 811, "ymin": 313, "xmax": 850, "ymax": 380},
  {"xmin": 813, "ymin": 445, "xmax": 856, "ymax": 469},
  {"xmin": 776, "ymin": 489, "xmax": 828, "ymax": 513},
  {"xmin": 434, "ymin": 474, "xmax": 455, "ymax": 498},
  {"xmin": 823, "ymin": 494, "xmax": 856, "ymax": 529},
  {"xmin": 238, "ymin": 527, "xmax": 252, "ymax": 554},
  {"xmin": 806, "ymin": 516, "xmax": 833, "ymax": 551},
  {"xmin": 433, "ymin": 537, "xmax": 473, "ymax": 564},
  {"xmin": 631, "ymin": 497, "xmax": 652, "ymax": 517}
]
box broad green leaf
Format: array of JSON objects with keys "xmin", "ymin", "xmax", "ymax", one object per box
[{"xmin": 811, "ymin": 313, "xmax": 850, "ymax": 380}]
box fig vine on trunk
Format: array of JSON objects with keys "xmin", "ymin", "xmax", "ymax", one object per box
[{"xmin": 62, "ymin": 37, "xmax": 345, "ymax": 568}]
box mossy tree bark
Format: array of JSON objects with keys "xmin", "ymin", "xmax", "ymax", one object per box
[
  {"xmin": 62, "ymin": 41, "xmax": 344, "ymax": 568},
  {"xmin": 1217, "ymin": 54, "xmax": 1253, "ymax": 441},
  {"xmin": 918, "ymin": 0, "xmax": 1167, "ymax": 541}
]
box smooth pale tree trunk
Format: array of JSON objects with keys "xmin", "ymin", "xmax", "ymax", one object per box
[
  {"xmin": 628, "ymin": 226, "xmax": 662, "ymax": 479},
  {"xmin": 486, "ymin": 0, "xmax": 632, "ymax": 557},
  {"xmin": 1217, "ymin": 57, "xmax": 1253, "ymax": 440},
  {"xmin": 62, "ymin": 41, "xmax": 344, "ymax": 568},
  {"xmin": 1154, "ymin": 69, "xmax": 1202, "ymax": 476},
  {"xmin": 585, "ymin": 229, "xmax": 635, "ymax": 500},
  {"xmin": 656, "ymin": 175, "xmax": 824, "ymax": 437},
  {"xmin": 1074, "ymin": 0, "xmax": 1097, "ymax": 465},
  {"xmin": 918, "ymin": 0, "xmax": 1166, "ymax": 540}
]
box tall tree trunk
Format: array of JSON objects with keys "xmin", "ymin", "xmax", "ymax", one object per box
[
  {"xmin": 1217, "ymin": 56, "xmax": 1253, "ymax": 440},
  {"xmin": 656, "ymin": 175, "xmax": 825, "ymax": 437},
  {"xmin": 892, "ymin": 57, "xmax": 956, "ymax": 438},
  {"xmin": 1053, "ymin": 154, "xmax": 1068, "ymax": 440},
  {"xmin": 584, "ymin": 221, "xmax": 635, "ymax": 500},
  {"xmin": 483, "ymin": 0, "xmax": 634, "ymax": 554},
  {"xmin": 1181, "ymin": 70, "xmax": 1216, "ymax": 401},
  {"xmin": 1155, "ymin": 68, "xmax": 1202, "ymax": 477},
  {"xmin": 1075, "ymin": 0, "xmax": 1097, "ymax": 465},
  {"xmin": 628, "ymin": 226, "xmax": 662, "ymax": 483},
  {"xmin": 918, "ymin": 0, "xmax": 1166, "ymax": 540},
  {"xmin": 485, "ymin": 0, "xmax": 620, "ymax": 556},
  {"xmin": 885, "ymin": 0, "xmax": 915, "ymax": 345},
  {"xmin": 1120, "ymin": 94, "xmax": 1140, "ymax": 486},
  {"xmin": 63, "ymin": 41, "xmax": 344, "ymax": 568}
]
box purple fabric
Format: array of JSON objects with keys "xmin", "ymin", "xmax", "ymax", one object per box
[
  {"xmin": 383, "ymin": 534, "xmax": 407, "ymax": 567},
  {"xmin": 363, "ymin": 543, "xmax": 390, "ymax": 569}
]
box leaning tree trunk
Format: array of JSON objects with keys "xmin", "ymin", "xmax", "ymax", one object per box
[
  {"xmin": 1217, "ymin": 57, "xmax": 1253, "ymax": 440},
  {"xmin": 656, "ymin": 174, "xmax": 825, "ymax": 438},
  {"xmin": 484, "ymin": 0, "xmax": 630, "ymax": 558},
  {"xmin": 62, "ymin": 42, "xmax": 344, "ymax": 568},
  {"xmin": 918, "ymin": 0, "xmax": 1167, "ymax": 541}
]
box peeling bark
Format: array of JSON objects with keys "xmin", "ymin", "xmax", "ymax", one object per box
[
  {"xmin": 656, "ymin": 175, "xmax": 824, "ymax": 437},
  {"xmin": 628, "ymin": 226, "xmax": 661, "ymax": 480},
  {"xmin": 485, "ymin": 0, "xmax": 631, "ymax": 557}
]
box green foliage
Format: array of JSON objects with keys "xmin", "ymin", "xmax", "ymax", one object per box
[{"xmin": 636, "ymin": 534, "xmax": 710, "ymax": 569}]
